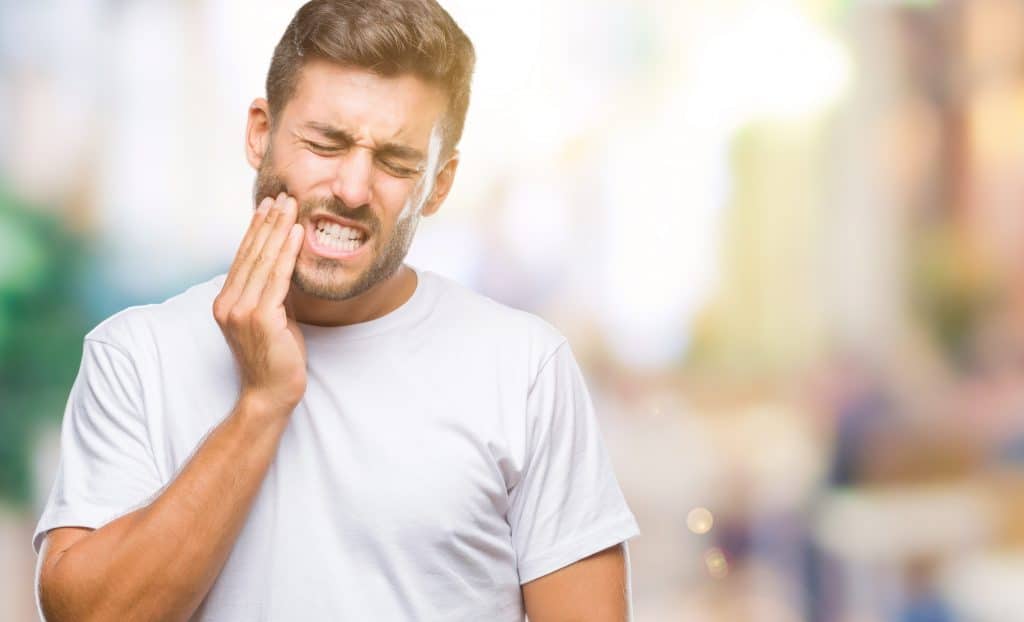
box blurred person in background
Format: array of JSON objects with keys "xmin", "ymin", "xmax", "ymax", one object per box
[{"xmin": 29, "ymin": 1, "xmax": 638, "ymax": 620}]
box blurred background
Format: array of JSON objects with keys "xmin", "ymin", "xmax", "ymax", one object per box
[{"xmin": 2, "ymin": 0, "xmax": 1023, "ymax": 620}]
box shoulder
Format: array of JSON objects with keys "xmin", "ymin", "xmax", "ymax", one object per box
[
  {"xmin": 423, "ymin": 270, "xmax": 568, "ymax": 367},
  {"xmin": 85, "ymin": 274, "xmax": 226, "ymax": 356}
]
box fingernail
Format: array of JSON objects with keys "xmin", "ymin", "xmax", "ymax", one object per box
[{"xmin": 257, "ymin": 197, "xmax": 273, "ymax": 213}]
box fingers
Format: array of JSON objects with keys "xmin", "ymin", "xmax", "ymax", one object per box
[
  {"xmin": 236, "ymin": 194, "xmax": 288, "ymax": 293},
  {"xmin": 215, "ymin": 194, "xmax": 291, "ymax": 320},
  {"xmin": 221, "ymin": 196, "xmax": 274, "ymax": 297},
  {"xmin": 235, "ymin": 195, "xmax": 298, "ymax": 311},
  {"xmin": 259, "ymin": 224, "xmax": 304, "ymax": 311},
  {"xmin": 233, "ymin": 197, "xmax": 275, "ymax": 271}
]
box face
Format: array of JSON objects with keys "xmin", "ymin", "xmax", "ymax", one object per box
[{"xmin": 249, "ymin": 58, "xmax": 455, "ymax": 301}]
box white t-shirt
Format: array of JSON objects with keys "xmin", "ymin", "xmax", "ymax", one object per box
[{"xmin": 34, "ymin": 266, "xmax": 639, "ymax": 621}]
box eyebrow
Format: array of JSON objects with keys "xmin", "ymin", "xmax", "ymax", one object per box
[{"xmin": 301, "ymin": 121, "xmax": 425, "ymax": 161}]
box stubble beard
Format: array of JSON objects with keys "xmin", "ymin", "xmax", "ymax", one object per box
[{"xmin": 252, "ymin": 148, "xmax": 422, "ymax": 301}]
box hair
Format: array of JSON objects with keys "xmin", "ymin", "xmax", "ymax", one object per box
[{"xmin": 266, "ymin": 0, "xmax": 475, "ymax": 155}]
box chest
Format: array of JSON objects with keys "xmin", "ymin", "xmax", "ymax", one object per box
[
  {"xmin": 274, "ymin": 370, "xmax": 518, "ymax": 540},
  {"xmin": 212, "ymin": 364, "xmax": 528, "ymax": 614},
  {"xmin": 154, "ymin": 339, "xmax": 530, "ymax": 535}
]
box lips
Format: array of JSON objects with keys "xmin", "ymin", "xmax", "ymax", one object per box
[{"xmin": 304, "ymin": 214, "xmax": 373, "ymax": 260}]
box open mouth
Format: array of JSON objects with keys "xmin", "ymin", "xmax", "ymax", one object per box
[{"xmin": 305, "ymin": 216, "xmax": 371, "ymax": 259}]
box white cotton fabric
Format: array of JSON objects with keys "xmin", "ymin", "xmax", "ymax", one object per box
[{"xmin": 33, "ymin": 266, "xmax": 639, "ymax": 621}]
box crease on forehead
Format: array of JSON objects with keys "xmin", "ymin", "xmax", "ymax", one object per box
[{"xmin": 287, "ymin": 61, "xmax": 446, "ymax": 151}]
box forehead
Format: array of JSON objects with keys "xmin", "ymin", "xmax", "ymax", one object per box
[{"xmin": 282, "ymin": 58, "xmax": 446, "ymax": 144}]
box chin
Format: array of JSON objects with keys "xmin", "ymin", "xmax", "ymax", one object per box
[
  {"xmin": 292, "ymin": 263, "xmax": 359, "ymax": 301},
  {"xmin": 291, "ymin": 255, "xmax": 387, "ymax": 302}
]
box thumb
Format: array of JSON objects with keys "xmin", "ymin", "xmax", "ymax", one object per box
[
  {"xmin": 283, "ymin": 294, "xmax": 307, "ymax": 359},
  {"xmin": 284, "ymin": 292, "xmax": 297, "ymax": 321}
]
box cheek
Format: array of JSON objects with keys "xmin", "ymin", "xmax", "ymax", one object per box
[
  {"xmin": 279, "ymin": 151, "xmax": 339, "ymax": 193},
  {"xmin": 373, "ymin": 175, "xmax": 419, "ymax": 214}
]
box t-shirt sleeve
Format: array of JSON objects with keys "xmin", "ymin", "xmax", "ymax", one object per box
[
  {"xmin": 32, "ymin": 338, "xmax": 164, "ymax": 554},
  {"xmin": 507, "ymin": 340, "xmax": 640, "ymax": 584}
]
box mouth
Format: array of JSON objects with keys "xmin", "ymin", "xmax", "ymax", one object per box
[{"xmin": 304, "ymin": 213, "xmax": 372, "ymax": 260}]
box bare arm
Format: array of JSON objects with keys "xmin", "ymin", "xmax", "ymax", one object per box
[
  {"xmin": 522, "ymin": 543, "xmax": 632, "ymax": 622},
  {"xmin": 39, "ymin": 397, "xmax": 289, "ymax": 622},
  {"xmin": 38, "ymin": 193, "xmax": 307, "ymax": 622}
]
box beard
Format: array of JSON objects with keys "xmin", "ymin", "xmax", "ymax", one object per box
[{"xmin": 252, "ymin": 147, "xmax": 423, "ymax": 301}]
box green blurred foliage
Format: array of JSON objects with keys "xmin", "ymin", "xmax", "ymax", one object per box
[
  {"xmin": 910, "ymin": 225, "xmax": 997, "ymax": 368},
  {"xmin": 0, "ymin": 183, "xmax": 90, "ymax": 507}
]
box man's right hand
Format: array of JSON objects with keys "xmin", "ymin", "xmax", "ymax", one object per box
[
  {"xmin": 40, "ymin": 194, "xmax": 309, "ymax": 622},
  {"xmin": 213, "ymin": 192, "xmax": 307, "ymax": 415},
  {"xmin": 42, "ymin": 200, "xmax": 307, "ymax": 620}
]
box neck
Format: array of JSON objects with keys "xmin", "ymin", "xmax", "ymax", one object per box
[{"xmin": 286, "ymin": 264, "xmax": 417, "ymax": 327}]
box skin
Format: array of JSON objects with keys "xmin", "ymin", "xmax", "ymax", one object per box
[
  {"xmin": 250, "ymin": 58, "xmax": 458, "ymax": 326},
  {"xmin": 36, "ymin": 59, "xmax": 630, "ymax": 621},
  {"xmin": 37, "ymin": 196, "xmax": 308, "ymax": 622},
  {"xmin": 523, "ymin": 544, "xmax": 631, "ymax": 622}
]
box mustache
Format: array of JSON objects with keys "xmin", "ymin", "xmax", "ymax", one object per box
[
  {"xmin": 255, "ymin": 172, "xmax": 380, "ymax": 236},
  {"xmin": 298, "ymin": 196, "xmax": 380, "ymax": 236}
]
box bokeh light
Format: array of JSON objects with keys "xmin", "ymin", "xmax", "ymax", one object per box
[{"xmin": 687, "ymin": 507, "xmax": 715, "ymax": 535}]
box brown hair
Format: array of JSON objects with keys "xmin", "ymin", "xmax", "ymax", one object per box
[{"xmin": 266, "ymin": 0, "xmax": 475, "ymax": 154}]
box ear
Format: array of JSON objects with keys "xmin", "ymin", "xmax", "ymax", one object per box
[
  {"xmin": 420, "ymin": 152, "xmax": 460, "ymax": 218},
  {"xmin": 245, "ymin": 98, "xmax": 272, "ymax": 170}
]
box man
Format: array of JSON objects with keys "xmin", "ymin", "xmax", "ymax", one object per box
[{"xmin": 33, "ymin": 1, "xmax": 639, "ymax": 620}]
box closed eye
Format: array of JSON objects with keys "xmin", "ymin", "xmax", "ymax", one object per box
[
  {"xmin": 376, "ymin": 158, "xmax": 421, "ymax": 178},
  {"xmin": 305, "ymin": 141, "xmax": 345, "ymax": 155},
  {"xmin": 302, "ymin": 138, "xmax": 422, "ymax": 178}
]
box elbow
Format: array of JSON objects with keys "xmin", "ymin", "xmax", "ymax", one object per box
[
  {"xmin": 38, "ymin": 558, "xmax": 77, "ymax": 622},
  {"xmin": 39, "ymin": 549, "xmax": 192, "ymax": 622},
  {"xmin": 38, "ymin": 550, "xmax": 109, "ymax": 622}
]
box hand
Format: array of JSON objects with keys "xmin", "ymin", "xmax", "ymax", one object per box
[{"xmin": 213, "ymin": 193, "xmax": 307, "ymax": 416}]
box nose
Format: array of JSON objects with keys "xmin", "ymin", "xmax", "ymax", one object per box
[{"xmin": 330, "ymin": 148, "xmax": 374, "ymax": 208}]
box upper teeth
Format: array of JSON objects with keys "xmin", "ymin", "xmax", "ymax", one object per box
[{"xmin": 315, "ymin": 220, "xmax": 363, "ymax": 240}]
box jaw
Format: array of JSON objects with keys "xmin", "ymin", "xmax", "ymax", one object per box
[{"xmin": 288, "ymin": 194, "xmax": 423, "ymax": 304}]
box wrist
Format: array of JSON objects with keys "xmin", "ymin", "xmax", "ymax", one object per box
[{"xmin": 234, "ymin": 391, "xmax": 296, "ymax": 428}]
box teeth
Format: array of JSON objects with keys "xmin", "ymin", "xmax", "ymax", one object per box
[
  {"xmin": 315, "ymin": 228, "xmax": 364, "ymax": 252},
  {"xmin": 315, "ymin": 220, "xmax": 363, "ymax": 241}
]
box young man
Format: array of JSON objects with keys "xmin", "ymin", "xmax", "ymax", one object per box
[{"xmin": 33, "ymin": 1, "xmax": 639, "ymax": 620}]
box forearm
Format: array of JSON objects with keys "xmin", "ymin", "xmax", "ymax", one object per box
[{"xmin": 40, "ymin": 396, "xmax": 290, "ymax": 622}]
